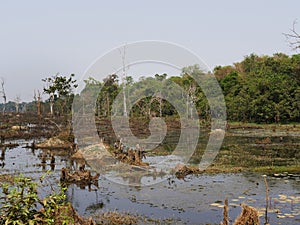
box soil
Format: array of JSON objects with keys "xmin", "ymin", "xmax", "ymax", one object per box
[{"xmin": 0, "ymin": 113, "xmax": 65, "ymax": 141}]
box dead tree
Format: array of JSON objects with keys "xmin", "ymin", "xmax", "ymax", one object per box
[
  {"xmin": 14, "ymin": 95, "xmax": 21, "ymax": 113},
  {"xmin": 0, "ymin": 78, "xmax": 6, "ymax": 114},
  {"xmin": 34, "ymin": 90, "xmax": 42, "ymax": 116},
  {"xmin": 283, "ymin": 20, "xmax": 300, "ymax": 51},
  {"xmin": 119, "ymin": 46, "xmax": 128, "ymax": 117}
]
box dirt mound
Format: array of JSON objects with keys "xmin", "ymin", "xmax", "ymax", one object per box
[
  {"xmin": 36, "ymin": 137, "xmax": 72, "ymax": 149},
  {"xmin": 174, "ymin": 163, "xmax": 203, "ymax": 179}
]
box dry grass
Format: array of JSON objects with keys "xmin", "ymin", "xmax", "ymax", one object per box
[
  {"xmin": 174, "ymin": 163, "xmax": 203, "ymax": 178},
  {"xmin": 42, "ymin": 203, "xmax": 96, "ymax": 225},
  {"xmin": 220, "ymin": 198, "xmax": 229, "ymax": 225},
  {"xmin": 233, "ymin": 204, "xmax": 260, "ymax": 225},
  {"xmin": 220, "ymin": 198, "xmax": 261, "ymax": 225},
  {"xmin": 95, "ymin": 211, "xmax": 138, "ymax": 225},
  {"xmin": 0, "ymin": 174, "xmax": 14, "ymax": 183}
]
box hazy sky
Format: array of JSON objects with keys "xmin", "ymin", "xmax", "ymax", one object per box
[{"xmin": 0, "ymin": 0, "xmax": 299, "ymax": 102}]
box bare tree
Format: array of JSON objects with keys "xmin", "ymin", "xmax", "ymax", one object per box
[
  {"xmin": 42, "ymin": 77, "xmax": 54, "ymax": 116},
  {"xmin": 14, "ymin": 95, "xmax": 21, "ymax": 113},
  {"xmin": 34, "ymin": 90, "xmax": 42, "ymax": 116},
  {"xmin": 0, "ymin": 78, "xmax": 6, "ymax": 114},
  {"xmin": 283, "ymin": 20, "xmax": 300, "ymax": 51},
  {"xmin": 119, "ymin": 46, "xmax": 128, "ymax": 117}
]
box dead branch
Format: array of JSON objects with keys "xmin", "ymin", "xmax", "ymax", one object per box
[{"xmin": 283, "ymin": 20, "xmax": 300, "ymax": 50}]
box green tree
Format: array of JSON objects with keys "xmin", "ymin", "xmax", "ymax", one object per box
[
  {"xmin": 217, "ymin": 53, "xmax": 300, "ymax": 123},
  {"xmin": 96, "ymin": 74, "xmax": 120, "ymax": 116},
  {"xmin": 42, "ymin": 74, "xmax": 78, "ymax": 116}
]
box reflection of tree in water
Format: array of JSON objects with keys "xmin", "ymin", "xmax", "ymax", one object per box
[
  {"xmin": 85, "ymin": 201, "xmax": 105, "ymax": 214},
  {"xmin": 121, "ymin": 169, "xmax": 167, "ymax": 187},
  {"xmin": 0, "ymin": 147, "xmax": 5, "ymax": 167}
]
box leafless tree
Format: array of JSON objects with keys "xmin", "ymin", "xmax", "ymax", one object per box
[
  {"xmin": 0, "ymin": 78, "xmax": 6, "ymax": 114},
  {"xmin": 283, "ymin": 20, "xmax": 300, "ymax": 51},
  {"xmin": 119, "ymin": 46, "xmax": 128, "ymax": 117},
  {"xmin": 14, "ymin": 95, "xmax": 21, "ymax": 113},
  {"xmin": 34, "ymin": 90, "xmax": 42, "ymax": 116},
  {"xmin": 42, "ymin": 76, "xmax": 55, "ymax": 116}
]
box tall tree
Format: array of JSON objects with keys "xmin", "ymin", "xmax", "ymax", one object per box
[
  {"xmin": 0, "ymin": 78, "xmax": 6, "ymax": 114},
  {"xmin": 96, "ymin": 74, "xmax": 119, "ymax": 116},
  {"xmin": 119, "ymin": 46, "xmax": 128, "ymax": 117},
  {"xmin": 14, "ymin": 95, "xmax": 21, "ymax": 113},
  {"xmin": 34, "ymin": 90, "xmax": 42, "ymax": 116}
]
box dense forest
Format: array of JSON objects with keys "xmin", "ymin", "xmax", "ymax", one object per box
[
  {"xmin": 216, "ymin": 53, "xmax": 300, "ymax": 123},
  {"xmin": 79, "ymin": 53, "xmax": 300, "ymax": 124},
  {"xmin": 1, "ymin": 53, "xmax": 300, "ymax": 124}
]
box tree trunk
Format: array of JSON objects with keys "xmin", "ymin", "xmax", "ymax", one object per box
[
  {"xmin": 37, "ymin": 90, "xmax": 41, "ymax": 116},
  {"xmin": 50, "ymin": 95, "xmax": 54, "ymax": 115}
]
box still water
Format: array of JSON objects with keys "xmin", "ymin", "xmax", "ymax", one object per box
[{"xmin": 0, "ymin": 140, "xmax": 299, "ymax": 224}]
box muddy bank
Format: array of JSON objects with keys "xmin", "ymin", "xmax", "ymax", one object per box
[{"xmin": 0, "ymin": 113, "xmax": 67, "ymax": 141}]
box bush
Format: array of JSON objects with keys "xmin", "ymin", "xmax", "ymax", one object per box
[{"xmin": 0, "ymin": 174, "xmax": 73, "ymax": 225}]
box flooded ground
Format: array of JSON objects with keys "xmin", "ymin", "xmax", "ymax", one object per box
[
  {"xmin": 0, "ymin": 125, "xmax": 299, "ymax": 224},
  {"xmin": 70, "ymin": 172, "xmax": 300, "ymax": 224},
  {"xmin": 0, "ymin": 117, "xmax": 299, "ymax": 224}
]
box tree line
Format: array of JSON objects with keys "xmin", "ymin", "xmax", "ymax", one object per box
[
  {"xmin": 78, "ymin": 52, "xmax": 300, "ymax": 124},
  {"xmin": 1, "ymin": 53, "xmax": 299, "ymax": 124}
]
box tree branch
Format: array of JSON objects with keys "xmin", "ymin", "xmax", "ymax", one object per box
[{"xmin": 283, "ymin": 20, "xmax": 300, "ymax": 51}]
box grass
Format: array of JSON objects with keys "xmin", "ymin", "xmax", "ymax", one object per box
[{"xmin": 253, "ymin": 165, "xmax": 300, "ymax": 173}]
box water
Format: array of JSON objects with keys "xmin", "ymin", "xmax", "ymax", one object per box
[
  {"xmin": 0, "ymin": 128, "xmax": 299, "ymax": 224},
  {"xmin": 67, "ymin": 172, "xmax": 300, "ymax": 224}
]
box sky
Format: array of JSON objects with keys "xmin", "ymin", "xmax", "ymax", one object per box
[{"xmin": 0, "ymin": 0, "xmax": 299, "ymax": 102}]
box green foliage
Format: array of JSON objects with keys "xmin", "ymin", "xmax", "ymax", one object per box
[
  {"xmin": 96, "ymin": 74, "xmax": 120, "ymax": 116},
  {"xmin": 0, "ymin": 175, "xmax": 38, "ymax": 224},
  {"xmin": 80, "ymin": 53, "xmax": 300, "ymax": 124},
  {"xmin": 42, "ymin": 73, "xmax": 78, "ymax": 116},
  {"xmin": 217, "ymin": 53, "xmax": 300, "ymax": 123},
  {"xmin": 42, "ymin": 74, "xmax": 78, "ymax": 98},
  {"xmin": 0, "ymin": 174, "xmax": 73, "ymax": 225}
]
